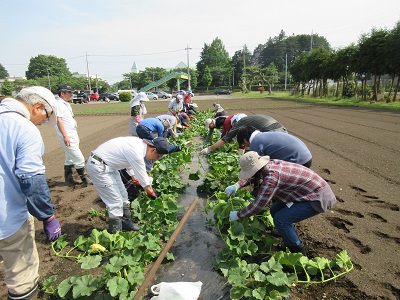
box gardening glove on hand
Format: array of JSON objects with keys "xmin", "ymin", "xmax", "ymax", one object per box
[
  {"xmin": 200, "ymin": 147, "xmax": 211, "ymax": 155},
  {"xmin": 229, "ymin": 211, "xmax": 239, "ymax": 222},
  {"xmin": 43, "ymin": 215, "xmax": 61, "ymax": 241},
  {"xmin": 225, "ymin": 182, "xmax": 240, "ymax": 197},
  {"xmin": 248, "ymin": 198, "xmax": 255, "ymax": 202},
  {"xmin": 146, "ymin": 190, "xmax": 157, "ymax": 200},
  {"xmin": 238, "ymin": 148, "xmax": 245, "ymax": 156}
]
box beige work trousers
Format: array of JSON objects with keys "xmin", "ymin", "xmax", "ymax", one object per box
[{"xmin": 0, "ymin": 216, "xmax": 39, "ymax": 296}]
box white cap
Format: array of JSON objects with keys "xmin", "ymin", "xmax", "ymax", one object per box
[
  {"xmin": 177, "ymin": 94, "xmax": 183, "ymax": 101},
  {"xmin": 16, "ymin": 86, "xmax": 57, "ymax": 126},
  {"xmin": 231, "ymin": 113, "xmax": 247, "ymax": 125}
]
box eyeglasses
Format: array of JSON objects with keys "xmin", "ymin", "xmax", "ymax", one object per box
[{"xmin": 41, "ymin": 106, "xmax": 53, "ymax": 121}]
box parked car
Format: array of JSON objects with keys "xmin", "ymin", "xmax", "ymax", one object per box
[
  {"xmin": 99, "ymin": 92, "xmax": 119, "ymax": 101},
  {"xmin": 72, "ymin": 91, "xmax": 89, "ymax": 104},
  {"xmin": 90, "ymin": 93, "xmax": 99, "ymax": 101},
  {"xmin": 214, "ymin": 88, "xmax": 231, "ymax": 95},
  {"xmin": 117, "ymin": 90, "xmax": 137, "ymax": 98},
  {"xmin": 145, "ymin": 92, "xmax": 158, "ymax": 100},
  {"xmin": 154, "ymin": 91, "xmax": 172, "ymax": 99}
]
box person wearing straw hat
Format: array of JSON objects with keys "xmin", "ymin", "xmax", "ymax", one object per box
[
  {"xmin": 0, "ymin": 86, "xmax": 62, "ymax": 300},
  {"xmin": 86, "ymin": 137, "xmax": 170, "ymax": 233},
  {"xmin": 225, "ymin": 151, "xmax": 336, "ymax": 255}
]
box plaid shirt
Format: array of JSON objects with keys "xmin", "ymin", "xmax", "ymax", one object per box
[{"xmin": 237, "ymin": 160, "xmax": 332, "ymax": 218}]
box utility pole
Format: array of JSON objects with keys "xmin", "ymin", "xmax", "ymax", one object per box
[
  {"xmin": 95, "ymin": 74, "xmax": 98, "ymax": 92},
  {"xmin": 310, "ymin": 30, "xmax": 313, "ymax": 51},
  {"xmin": 285, "ymin": 54, "xmax": 288, "ymax": 91},
  {"xmin": 86, "ymin": 52, "xmax": 91, "ymax": 93},
  {"xmin": 185, "ymin": 45, "xmax": 192, "ymax": 90},
  {"xmin": 46, "ymin": 68, "xmax": 51, "ymax": 90}
]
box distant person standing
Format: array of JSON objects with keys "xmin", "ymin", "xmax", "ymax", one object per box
[
  {"xmin": 128, "ymin": 92, "xmax": 149, "ymax": 136},
  {"xmin": 54, "ymin": 84, "xmax": 92, "ymax": 186},
  {"xmin": 0, "ymin": 86, "xmax": 62, "ymax": 300}
]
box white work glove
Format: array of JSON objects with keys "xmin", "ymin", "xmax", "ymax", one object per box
[
  {"xmin": 200, "ymin": 147, "xmax": 211, "ymax": 155},
  {"xmin": 229, "ymin": 211, "xmax": 239, "ymax": 221},
  {"xmin": 225, "ymin": 182, "xmax": 240, "ymax": 197},
  {"xmin": 238, "ymin": 148, "xmax": 245, "ymax": 155}
]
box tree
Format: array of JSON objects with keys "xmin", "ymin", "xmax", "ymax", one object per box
[
  {"xmin": 358, "ymin": 28, "xmax": 389, "ymax": 101},
  {"xmin": 232, "ymin": 45, "xmax": 252, "ymax": 87},
  {"xmin": 1, "ymin": 80, "xmax": 14, "ymax": 96},
  {"xmin": 385, "ymin": 21, "xmax": 400, "ymax": 102},
  {"xmin": 26, "ymin": 55, "xmax": 71, "ymax": 80},
  {"xmin": 0, "ymin": 63, "xmax": 9, "ymax": 79},
  {"xmin": 196, "ymin": 37, "xmax": 231, "ymax": 86},
  {"xmin": 202, "ymin": 66, "xmax": 212, "ymax": 91}
]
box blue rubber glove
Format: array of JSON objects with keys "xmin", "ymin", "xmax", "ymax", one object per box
[
  {"xmin": 225, "ymin": 182, "xmax": 240, "ymax": 197},
  {"xmin": 43, "ymin": 216, "xmax": 61, "ymax": 241},
  {"xmin": 229, "ymin": 211, "xmax": 239, "ymax": 221}
]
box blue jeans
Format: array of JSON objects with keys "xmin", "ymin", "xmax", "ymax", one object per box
[
  {"xmin": 136, "ymin": 125, "xmax": 154, "ymax": 140},
  {"xmin": 270, "ymin": 201, "xmax": 319, "ymax": 247}
]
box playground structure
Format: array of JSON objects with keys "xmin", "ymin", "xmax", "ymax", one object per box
[{"xmin": 139, "ymin": 71, "xmax": 189, "ymax": 92}]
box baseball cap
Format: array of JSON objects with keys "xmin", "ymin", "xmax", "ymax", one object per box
[
  {"xmin": 58, "ymin": 84, "xmax": 73, "ymax": 93},
  {"xmin": 145, "ymin": 137, "xmax": 170, "ymax": 154},
  {"xmin": 16, "ymin": 86, "xmax": 57, "ymax": 126}
]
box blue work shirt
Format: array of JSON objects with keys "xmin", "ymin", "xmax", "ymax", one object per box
[
  {"xmin": 139, "ymin": 118, "xmax": 165, "ymax": 137},
  {"xmin": 250, "ymin": 131, "xmax": 312, "ymax": 165},
  {"xmin": 0, "ymin": 98, "xmax": 54, "ymax": 239}
]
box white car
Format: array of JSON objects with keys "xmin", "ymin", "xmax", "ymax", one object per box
[
  {"xmin": 155, "ymin": 91, "xmax": 172, "ymax": 99},
  {"xmin": 145, "ymin": 92, "xmax": 158, "ymax": 100}
]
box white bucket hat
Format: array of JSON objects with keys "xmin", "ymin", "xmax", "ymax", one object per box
[
  {"xmin": 137, "ymin": 92, "xmax": 149, "ymax": 102},
  {"xmin": 16, "ymin": 86, "xmax": 57, "ymax": 126},
  {"xmin": 238, "ymin": 151, "xmax": 270, "ymax": 180},
  {"xmin": 204, "ymin": 118, "xmax": 214, "ymax": 130}
]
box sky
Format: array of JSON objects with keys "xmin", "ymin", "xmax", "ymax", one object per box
[{"xmin": 1, "ymin": 0, "xmax": 399, "ymax": 85}]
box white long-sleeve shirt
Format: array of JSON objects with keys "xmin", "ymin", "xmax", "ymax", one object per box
[{"xmin": 91, "ymin": 136, "xmax": 153, "ymax": 186}]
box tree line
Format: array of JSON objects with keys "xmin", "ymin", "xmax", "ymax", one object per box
[{"xmin": 1, "ymin": 20, "xmax": 399, "ymax": 101}]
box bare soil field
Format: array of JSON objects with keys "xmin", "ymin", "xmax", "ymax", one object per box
[{"xmin": 1, "ymin": 95, "xmax": 399, "ymax": 299}]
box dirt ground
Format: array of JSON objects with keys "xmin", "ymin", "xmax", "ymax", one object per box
[{"xmin": 1, "ymin": 95, "xmax": 399, "ymax": 300}]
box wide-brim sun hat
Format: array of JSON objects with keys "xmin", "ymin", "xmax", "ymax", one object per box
[
  {"xmin": 137, "ymin": 92, "xmax": 149, "ymax": 102},
  {"xmin": 17, "ymin": 86, "xmax": 58, "ymax": 126},
  {"xmin": 238, "ymin": 151, "xmax": 270, "ymax": 180}
]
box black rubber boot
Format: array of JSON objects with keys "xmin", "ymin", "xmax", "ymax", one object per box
[
  {"xmin": 64, "ymin": 165, "xmax": 80, "ymax": 185},
  {"xmin": 288, "ymin": 243, "xmax": 307, "ymax": 256},
  {"xmin": 76, "ymin": 167, "xmax": 92, "ymax": 186},
  {"xmin": 108, "ymin": 217, "xmax": 123, "ymax": 234},
  {"xmin": 122, "ymin": 205, "xmax": 140, "ymax": 231}
]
